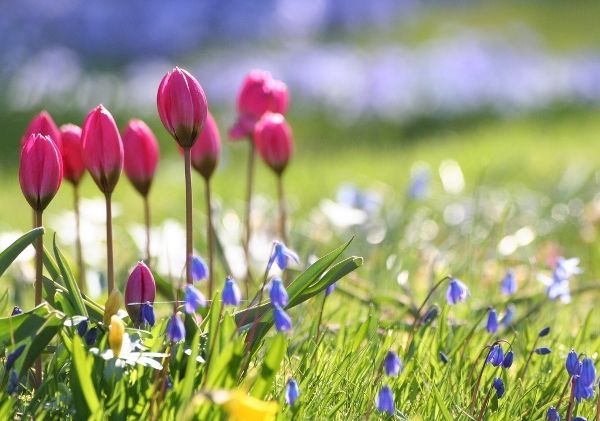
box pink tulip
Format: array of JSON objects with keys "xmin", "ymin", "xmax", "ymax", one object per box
[
  {"xmin": 124, "ymin": 261, "xmax": 156, "ymax": 326},
  {"xmin": 22, "ymin": 110, "xmax": 63, "ymax": 152},
  {"xmin": 190, "ymin": 111, "xmax": 220, "ymax": 180},
  {"xmin": 157, "ymin": 67, "xmax": 208, "ymax": 148},
  {"xmin": 122, "ymin": 118, "xmax": 160, "ymax": 196},
  {"xmin": 19, "ymin": 134, "xmax": 63, "ymax": 211},
  {"xmin": 229, "ymin": 70, "xmax": 290, "ymax": 140},
  {"xmin": 60, "ymin": 124, "xmax": 86, "ymax": 186},
  {"xmin": 81, "ymin": 105, "xmax": 124, "ymax": 193},
  {"xmin": 254, "ymin": 112, "xmax": 294, "ymax": 175}
]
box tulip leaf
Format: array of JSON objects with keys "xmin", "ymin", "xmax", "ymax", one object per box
[
  {"xmin": 204, "ymin": 336, "xmax": 244, "ymax": 389},
  {"xmin": 0, "ymin": 227, "xmax": 44, "ymax": 277},
  {"xmin": 176, "ymin": 329, "xmax": 201, "ymax": 419},
  {"xmin": 249, "ymin": 332, "xmax": 286, "ymax": 399},
  {"xmin": 70, "ymin": 335, "xmax": 101, "ymax": 419},
  {"xmin": 53, "ymin": 235, "xmax": 88, "ymax": 317},
  {"xmin": 0, "ymin": 302, "xmax": 60, "ymax": 347}
]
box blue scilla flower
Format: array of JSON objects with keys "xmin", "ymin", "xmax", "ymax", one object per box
[
  {"xmin": 538, "ymin": 326, "xmax": 551, "ymax": 337},
  {"xmin": 422, "ymin": 306, "xmax": 439, "ymax": 324},
  {"xmin": 222, "ymin": 276, "xmax": 242, "ymax": 306},
  {"xmin": 486, "ymin": 345, "xmax": 504, "ymax": 367},
  {"xmin": 191, "ymin": 255, "xmax": 208, "ymax": 282},
  {"xmin": 77, "ymin": 319, "xmax": 88, "ymax": 337},
  {"xmin": 502, "ymin": 350, "xmax": 514, "ymax": 369},
  {"xmin": 166, "ymin": 314, "xmax": 186, "ymax": 342},
  {"xmin": 375, "ymin": 385, "xmax": 395, "ymax": 415},
  {"xmin": 571, "ymin": 417, "xmax": 587, "ymax": 421},
  {"xmin": 406, "ymin": 166, "xmax": 430, "ymax": 201},
  {"xmin": 5, "ymin": 344, "xmax": 26, "ymax": 371},
  {"xmin": 11, "ymin": 306, "xmax": 22, "ymax": 316},
  {"xmin": 486, "ymin": 308, "xmax": 498, "ymax": 334},
  {"xmin": 184, "ymin": 285, "xmax": 207, "ymax": 314},
  {"xmin": 85, "ymin": 327, "xmax": 98, "ymax": 345},
  {"xmin": 285, "ymin": 378, "xmax": 300, "ymax": 405},
  {"xmin": 500, "ymin": 303, "xmax": 516, "ymax": 327},
  {"xmin": 384, "ymin": 351, "xmax": 403, "ymax": 377},
  {"xmin": 273, "ymin": 305, "xmax": 292, "ymax": 333},
  {"xmin": 439, "ymin": 352, "xmax": 449, "ymax": 364},
  {"xmin": 267, "ymin": 241, "xmax": 300, "ymax": 272},
  {"xmin": 534, "ymin": 347, "xmax": 552, "ymax": 355},
  {"xmin": 7, "ymin": 370, "xmax": 18, "ymax": 395},
  {"xmin": 269, "ymin": 277, "xmax": 288, "ymax": 307},
  {"xmin": 579, "ymin": 357, "xmax": 596, "ymax": 387},
  {"xmin": 446, "ymin": 277, "xmax": 469, "ymax": 305},
  {"xmin": 566, "ymin": 349, "xmax": 581, "ymax": 376},
  {"xmin": 325, "ymin": 283, "xmax": 336, "ymax": 296},
  {"xmin": 546, "ymin": 406, "xmax": 560, "ymax": 421},
  {"xmin": 501, "ymin": 269, "xmax": 517, "ymax": 296},
  {"xmin": 574, "ymin": 376, "xmax": 595, "ymax": 403},
  {"xmin": 141, "ymin": 302, "xmax": 156, "ymax": 326},
  {"xmin": 492, "ymin": 377, "xmax": 505, "ymax": 398}
]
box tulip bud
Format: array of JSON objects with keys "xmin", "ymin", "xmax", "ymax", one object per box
[
  {"xmin": 22, "ymin": 110, "xmax": 63, "ymax": 152},
  {"xmin": 254, "ymin": 112, "xmax": 294, "ymax": 175},
  {"xmin": 81, "ymin": 105, "xmax": 124, "ymax": 193},
  {"xmin": 60, "ymin": 124, "xmax": 86, "ymax": 185},
  {"xmin": 108, "ymin": 315, "xmax": 125, "ymax": 358},
  {"xmin": 19, "ymin": 134, "xmax": 63, "ymax": 211},
  {"xmin": 124, "ymin": 262, "xmax": 156, "ymax": 326},
  {"xmin": 103, "ymin": 287, "xmax": 123, "ymax": 326},
  {"xmin": 157, "ymin": 67, "xmax": 208, "ymax": 149},
  {"xmin": 122, "ymin": 118, "xmax": 160, "ymax": 196},
  {"xmin": 190, "ymin": 111, "xmax": 220, "ymax": 180},
  {"xmin": 228, "ymin": 70, "xmax": 289, "ymax": 140}
]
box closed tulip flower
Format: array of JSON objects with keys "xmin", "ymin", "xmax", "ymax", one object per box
[
  {"xmin": 60, "ymin": 124, "xmax": 86, "ymax": 185},
  {"xmin": 122, "ymin": 118, "xmax": 159, "ymax": 196},
  {"xmin": 190, "ymin": 111, "xmax": 220, "ymax": 180},
  {"xmin": 157, "ymin": 67, "xmax": 208, "ymax": 148},
  {"xmin": 19, "ymin": 134, "xmax": 63, "ymax": 212},
  {"xmin": 22, "ymin": 110, "xmax": 63, "ymax": 152},
  {"xmin": 254, "ymin": 112, "xmax": 293, "ymax": 175},
  {"xmin": 124, "ymin": 262, "xmax": 156, "ymax": 326},
  {"xmin": 81, "ymin": 105, "xmax": 124, "ymax": 194}
]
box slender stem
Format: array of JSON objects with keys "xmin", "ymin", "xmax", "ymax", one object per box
[
  {"xmin": 184, "ymin": 148, "xmax": 193, "ymax": 285},
  {"xmin": 476, "ymin": 387, "xmax": 494, "ymax": 421},
  {"xmin": 34, "ymin": 210, "xmax": 43, "ymax": 387},
  {"xmin": 314, "ymin": 293, "xmax": 328, "ymax": 363},
  {"xmin": 557, "ymin": 376, "xmax": 572, "ymax": 412},
  {"xmin": 277, "ymin": 174, "xmax": 287, "ymax": 244},
  {"xmin": 596, "ymin": 383, "xmax": 600, "ymax": 421},
  {"xmin": 243, "ymin": 142, "xmax": 256, "ymax": 297},
  {"xmin": 144, "ymin": 194, "xmax": 151, "ymax": 268},
  {"xmin": 205, "ymin": 177, "xmax": 214, "ymax": 298},
  {"xmin": 470, "ymin": 346, "xmax": 495, "ymax": 416},
  {"xmin": 73, "ymin": 185, "xmax": 85, "ymax": 294},
  {"xmin": 566, "ymin": 377, "xmax": 575, "ymax": 421},
  {"xmin": 105, "ymin": 192, "xmax": 115, "ymax": 294},
  {"xmin": 203, "ymin": 303, "xmax": 225, "ymax": 387},
  {"xmin": 519, "ymin": 336, "xmax": 539, "ymax": 381},
  {"xmin": 406, "ymin": 275, "xmax": 452, "ymax": 348}
]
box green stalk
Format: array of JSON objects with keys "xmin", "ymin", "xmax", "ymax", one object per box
[
  {"xmin": 205, "ymin": 177, "xmax": 214, "ymax": 298},
  {"xmin": 74, "ymin": 184, "xmax": 85, "ymax": 294},
  {"xmin": 277, "ymin": 173, "xmax": 287, "ymax": 244},
  {"xmin": 144, "ymin": 193, "xmax": 151, "ymax": 268},
  {"xmin": 34, "ymin": 209, "xmax": 43, "ymax": 387},
  {"xmin": 243, "ymin": 141, "xmax": 256, "ymax": 297},
  {"xmin": 184, "ymin": 148, "xmax": 193, "ymax": 285},
  {"xmin": 105, "ymin": 192, "xmax": 115, "ymax": 294}
]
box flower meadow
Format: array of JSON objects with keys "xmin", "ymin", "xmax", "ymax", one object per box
[{"xmin": 2, "ymin": 66, "xmax": 600, "ymax": 421}]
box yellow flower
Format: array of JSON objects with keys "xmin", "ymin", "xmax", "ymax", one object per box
[
  {"xmin": 103, "ymin": 287, "xmax": 123, "ymax": 325},
  {"xmin": 108, "ymin": 315, "xmax": 125, "ymax": 358},
  {"xmin": 211, "ymin": 389, "xmax": 279, "ymax": 421}
]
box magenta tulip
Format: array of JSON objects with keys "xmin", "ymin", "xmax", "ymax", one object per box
[
  {"xmin": 190, "ymin": 111, "xmax": 220, "ymax": 180},
  {"xmin": 124, "ymin": 261, "xmax": 156, "ymax": 326},
  {"xmin": 122, "ymin": 118, "xmax": 160, "ymax": 196},
  {"xmin": 254, "ymin": 112, "xmax": 294, "ymax": 175},
  {"xmin": 22, "ymin": 110, "xmax": 63, "ymax": 152},
  {"xmin": 157, "ymin": 67, "xmax": 208, "ymax": 148},
  {"xmin": 19, "ymin": 134, "xmax": 63, "ymax": 212},
  {"xmin": 60, "ymin": 124, "xmax": 86, "ymax": 186},
  {"xmin": 81, "ymin": 105, "xmax": 124, "ymax": 194}
]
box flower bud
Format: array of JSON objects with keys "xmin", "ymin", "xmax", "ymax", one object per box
[
  {"xmin": 81, "ymin": 105, "xmax": 124, "ymax": 193},
  {"xmin": 124, "ymin": 262, "xmax": 156, "ymax": 327},
  {"xmin": 60, "ymin": 124, "xmax": 86, "ymax": 185},
  {"xmin": 273, "ymin": 305, "xmax": 292, "ymax": 332},
  {"xmin": 22, "ymin": 110, "xmax": 62, "ymax": 152},
  {"xmin": 254, "ymin": 112, "xmax": 293, "ymax": 175},
  {"xmin": 228, "ymin": 70, "xmax": 289, "ymax": 140},
  {"xmin": 190, "ymin": 111, "xmax": 220, "ymax": 180},
  {"xmin": 157, "ymin": 67, "xmax": 208, "ymax": 148},
  {"xmin": 269, "ymin": 277, "xmax": 288, "ymax": 307},
  {"xmin": 122, "ymin": 118, "xmax": 159, "ymax": 196},
  {"xmin": 19, "ymin": 134, "xmax": 63, "ymax": 211},
  {"xmin": 103, "ymin": 287, "xmax": 123, "ymax": 326},
  {"xmin": 222, "ymin": 276, "xmax": 242, "ymax": 306},
  {"xmin": 108, "ymin": 315, "xmax": 125, "ymax": 358},
  {"xmin": 166, "ymin": 313, "xmax": 186, "ymax": 342}
]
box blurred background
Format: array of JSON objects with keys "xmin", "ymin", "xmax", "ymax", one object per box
[{"xmin": 2, "ymin": 0, "xmax": 600, "ymax": 299}]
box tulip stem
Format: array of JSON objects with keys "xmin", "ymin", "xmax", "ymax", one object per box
[
  {"xmin": 243, "ymin": 142, "xmax": 256, "ymax": 297},
  {"xmin": 34, "ymin": 209, "xmax": 43, "ymax": 387},
  {"xmin": 184, "ymin": 148, "xmax": 193, "ymax": 285},
  {"xmin": 144, "ymin": 194, "xmax": 151, "ymax": 268},
  {"xmin": 277, "ymin": 174, "xmax": 287, "ymax": 245},
  {"xmin": 74, "ymin": 185, "xmax": 86, "ymax": 295},
  {"xmin": 205, "ymin": 177, "xmax": 214, "ymax": 298},
  {"xmin": 105, "ymin": 192, "xmax": 115, "ymax": 294}
]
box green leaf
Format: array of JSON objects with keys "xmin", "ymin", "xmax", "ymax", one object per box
[
  {"xmin": 0, "ymin": 303, "xmax": 60, "ymax": 346},
  {"xmin": 70, "ymin": 335, "xmax": 101, "ymax": 418},
  {"xmin": 17, "ymin": 310, "xmax": 66, "ymax": 377},
  {"xmin": 176, "ymin": 329, "xmax": 201, "ymax": 419},
  {"xmin": 250, "ymin": 332, "xmax": 287, "ymax": 399},
  {"xmin": 0, "ymin": 289, "xmax": 8, "ymax": 315},
  {"xmin": 431, "ymin": 383, "xmax": 454, "ymax": 421},
  {"xmin": 0, "ymin": 227, "xmax": 44, "ymax": 277},
  {"xmin": 53, "ymin": 235, "xmax": 87, "ymax": 317},
  {"xmin": 204, "ymin": 336, "xmax": 244, "ymax": 390}
]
